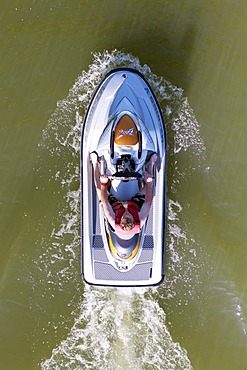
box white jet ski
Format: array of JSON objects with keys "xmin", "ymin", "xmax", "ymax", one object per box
[{"xmin": 81, "ymin": 68, "xmax": 167, "ymax": 287}]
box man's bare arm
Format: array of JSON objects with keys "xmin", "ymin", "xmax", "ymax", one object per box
[
  {"xmin": 100, "ymin": 176, "xmax": 115, "ymax": 229},
  {"xmin": 139, "ymin": 174, "xmax": 154, "ymax": 228}
]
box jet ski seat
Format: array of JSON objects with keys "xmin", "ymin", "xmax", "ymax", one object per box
[{"xmin": 114, "ymin": 114, "xmax": 138, "ymax": 146}]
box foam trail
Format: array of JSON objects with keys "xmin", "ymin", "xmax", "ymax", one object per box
[
  {"xmin": 37, "ymin": 50, "xmax": 209, "ymax": 369},
  {"xmin": 41, "ymin": 287, "xmax": 193, "ymax": 370}
]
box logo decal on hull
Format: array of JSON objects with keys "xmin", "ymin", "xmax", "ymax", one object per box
[{"xmin": 116, "ymin": 127, "xmax": 135, "ymax": 139}]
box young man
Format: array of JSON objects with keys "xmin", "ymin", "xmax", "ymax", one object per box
[{"xmin": 90, "ymin": 152, "xmax": 157, "ymax": 237}]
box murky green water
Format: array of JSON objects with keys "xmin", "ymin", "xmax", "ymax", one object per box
[{"xmin": 1, "ymin": 1, "xmax": 247, "ymax": 369}]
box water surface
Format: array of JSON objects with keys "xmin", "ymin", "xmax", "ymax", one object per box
[{"xmin": 1, "ymin": 1, "xmax": 247, "ymax": 369}]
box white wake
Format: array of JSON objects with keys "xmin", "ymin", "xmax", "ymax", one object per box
[{"xmin": 37, "ymin": 50, "xmax": 210, "ymax": 369}]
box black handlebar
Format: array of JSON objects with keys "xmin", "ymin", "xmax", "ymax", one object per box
[{"xmin": 108, "ymin": 171, "xmax": 142, "ymax": 181}]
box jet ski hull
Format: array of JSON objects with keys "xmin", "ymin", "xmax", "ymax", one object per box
[{"xmin": 81, "ymin": 68, "xmax": 167, "ymax": 287}]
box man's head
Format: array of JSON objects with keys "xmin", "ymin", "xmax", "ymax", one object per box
[{"xmin": 120, "ymin": 213, "xmax": 135, "ymax": 231}]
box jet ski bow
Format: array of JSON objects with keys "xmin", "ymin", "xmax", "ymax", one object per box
[{"xmin": 81, "ymin": 68, "xmax": 167, "ymax": 287}]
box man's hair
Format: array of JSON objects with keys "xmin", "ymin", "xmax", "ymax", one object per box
[{"xmin": 120, "ymin": 216, "xmax": 135, "ymax": 231}]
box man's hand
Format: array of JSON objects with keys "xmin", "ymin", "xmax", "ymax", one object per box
[
  {"xmin": 144, "ymin": 172, "xmax": 153, "ymax": 184},
  {"xmin": 100, "ymin": 174, "xmax": 108, "ymax": 185}
]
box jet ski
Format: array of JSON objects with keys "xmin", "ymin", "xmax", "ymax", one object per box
[{"xmin": 81, "ymin": 68, "xmax": 167, "ymax": 287}]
